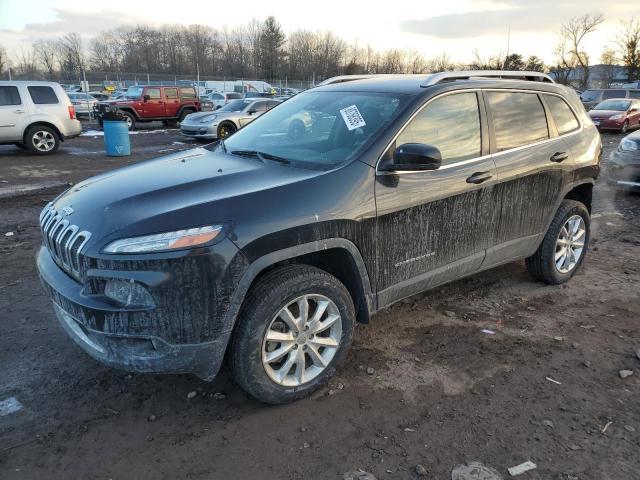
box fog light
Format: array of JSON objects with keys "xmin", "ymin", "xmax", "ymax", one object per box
[
  {"xmin": 199, "ymin": 128, "xmax": 208, "ymax": 134},
  {"xmin": 104, "ymin": 279, "xmax": 155, "ymax": 307}
]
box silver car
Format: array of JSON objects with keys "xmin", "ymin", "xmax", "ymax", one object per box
[
  {"xmin": 0, "ymin": 81, "xmax": 82, "ymax": 154},
  {"xmin": 180, "ymin": 98, "xmax": 280, "ymax": 140}
]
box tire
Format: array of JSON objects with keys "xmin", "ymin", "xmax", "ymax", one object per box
[
  {"xmin": 217, "ymin": 122, "xmax": 237, "ymax": 139},
  {"xmin": 526, "ymin": 199, "xmax": 590, "ymax": 284},
  {"xmin": 25, "ymin": 125, "xmax": 59, "ymax": 155},
  {"xmin": 177, "ymin": 109, "xmax": 192, "ymax": 123},
  {"xmin": 621, "ymin": 120, "xmax": 629, "ymax": 134},
  {"xmin": 121, "ymin": 111, "xmax": 135, "ymax": 130},
  {"xmin": 230, "ymin": 265, "xmax": 356, "ymax": 404}
]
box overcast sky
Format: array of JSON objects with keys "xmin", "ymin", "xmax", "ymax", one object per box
[{"xmin": 1, "ymin": 0, "xmax": 638, "ymax": 64}]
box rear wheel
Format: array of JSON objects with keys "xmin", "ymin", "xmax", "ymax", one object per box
[
  {"xmin": 177, "ymin": 109, "xmax": 192, "ymax": 123},
  {"xmin": 25, "ymin": 125, "xmax": 59, "ymax": 155},
  {"xmin": 231, "ymin": 265, "xmax": 355, "ymax": 404},
  {"xmin": 121, "ymin": 111, "xmax": 135, "ymax": 130},
  {"xmin": 526, "ymin": 199, "xmax": 590, "ymax": 284},
  {"xmin": 217, "ymin": 122, "xmax": 237, "ymax": 139}
]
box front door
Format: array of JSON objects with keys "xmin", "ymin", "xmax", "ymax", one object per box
[
  {"xmin": 375, "ymin": 91, "xmax": 497, "ymax": 306},
  {"xmin": 142, "ymin": 87, "xmax": 165, "ymax": 117},
  {"xmin": 0, "ymin": 85, "xmax": 29, "ymax": 142}
]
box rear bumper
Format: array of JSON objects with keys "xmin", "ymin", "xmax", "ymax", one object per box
[
  {"xmin": 60, "ymin": 119, "xmax": 82, "ymax": 139},
  {"xmin": 36, "ymin": 246, "xmax": 236, "ymax": 380}
]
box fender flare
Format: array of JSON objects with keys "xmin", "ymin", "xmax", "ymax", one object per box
[
  {"xmin": 539, "ymin": 178, "xmax": 596, "ymax": 244},
  {"xmin": 222, "ymin": 238, "xmax": 376, "ymax": 334}
]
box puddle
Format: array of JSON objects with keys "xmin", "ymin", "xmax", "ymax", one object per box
[{"xmin": 0, "ymin": 397, "xmax": 23, "ymax": 416}]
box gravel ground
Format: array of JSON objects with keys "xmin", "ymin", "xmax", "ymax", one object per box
[{"xmin": 0, "ymin": 127, "xmax": 638, "ymax": 480}]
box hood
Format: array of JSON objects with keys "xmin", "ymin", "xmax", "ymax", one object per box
[
  {"xmin": 589, "ymin": 109, "xmax": 626, "ymax": 118},
  {"xmin": 52, "ymin": 147, "xmax": 322, "ymax": 252},
  {"xmin": 183, "ymin": 111, "xmax": 219, "ymax": 121}
]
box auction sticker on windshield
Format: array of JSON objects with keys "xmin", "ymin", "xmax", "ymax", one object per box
[{"xmin": 340, "ymin": 105, "xmax": 366, "ymax": 131}]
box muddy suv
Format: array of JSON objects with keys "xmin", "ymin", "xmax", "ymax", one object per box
[
  {"xmin": 37, "ymin": 71, "xmax": 601, "ymax": 404},
  {"xmin": 94, "ymin": 85, "xmax": 200, "ymax": 129}
]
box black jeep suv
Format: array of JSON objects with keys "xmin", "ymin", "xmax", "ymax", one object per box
[{"xmin": 37, "ymin": 71, "xmax": 601, "ymax": 404}]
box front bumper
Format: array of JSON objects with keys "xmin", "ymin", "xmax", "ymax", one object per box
[
  {"xmin": 608, "ymin": 150, "xmax": 640, "ymax": 190},
  {"xmin": 180, "ymin": 122, "xmax": 217, "ymax": 139},
  {"xmin": 592, "ymin": 118, "xmax": 626, "ymax": 130},
  {"xmin": 36, "ymin": 243, "xmax": 242, "ymax": 380}
]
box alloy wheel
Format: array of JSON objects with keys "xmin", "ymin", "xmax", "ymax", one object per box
[
  {"xmin": 554, "ymin": 214, "xmax": 586, "ymax": 274},
  {"xmin": 262, "ymin": 294, "xmax": 342, "ymax": 387},
  {"xmin": 32, "ymin": 130, "xmax": 56, "ymax": 152}
]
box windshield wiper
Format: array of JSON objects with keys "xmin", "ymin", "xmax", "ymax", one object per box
[{"xmin": 230, "ymin": 150, "xmax": 290, "ymax": 165}]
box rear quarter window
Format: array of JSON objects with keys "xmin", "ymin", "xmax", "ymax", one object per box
[
  {"xmin": 0, "ymin": 86, "xmax": 21, "ymax": 105},
  {"xmin": 487, "ymin": 91, "xmax": 549, "ymax": 151},
  {"xmin": 629, "ymin": 90, "xmax": 640, "ymax": 100},
  {"xmin": 28, "ymin": 86, "xmax": 59, "ymax": 104},
  {"xmin": 544, "ymin": 95, "xmax": 580, "ymax": 135},
  {"xmin": 179, "ymin": 88, "xmax": 196, "ymax": 99}
]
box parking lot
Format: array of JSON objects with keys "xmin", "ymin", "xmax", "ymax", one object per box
[{"xmin": 0, "ymin": 127, "xmax": 638, "ymax": 479}]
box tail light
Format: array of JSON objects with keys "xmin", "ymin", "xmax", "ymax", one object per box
[{"xmin": 68, "ymin": 105, "xmax": 76, "ymax": 120}]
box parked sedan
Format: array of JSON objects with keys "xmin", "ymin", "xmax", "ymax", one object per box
[
  {"xmin": 588, "ymin": 98, "xmax": 640, "ymax": 133},
  {"xmin": 609, "ymin": 129, "xmax": 640, "ymax": 191},
  {"xmin": 180, "ymin": 98, "xmax": 280, "ymax": 140},
  {"xmin": 67, "ymin": 92, "xmax": 99, "ymax": 116}
]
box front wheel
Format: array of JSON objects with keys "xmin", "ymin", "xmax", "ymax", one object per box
[
  {"xmin": 25, "ymin": 125, "xmax": 59, "ymax": 155},
  {"xmin": 217, "ymin": 122, "xmax": 237, "ymax": 139},
  {"xmin": 121, "ymin": 112, "xmax": 135, "ymax": 130},
  {"xmin": 526, "ymin": 199, "xmax": 590, "ymax": 284},
  {"xmin": 231, "ymin": 265, "xmax": 355, "ymax": 404}
]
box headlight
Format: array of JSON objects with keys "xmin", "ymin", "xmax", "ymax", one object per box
[
  {"xmin": 620, "ymin": 138, "xmax": 639, "ymax": 151},
  {"xmin": 609, "ymin": 114, "xmax": 624, "ymax": 120},
  {"xmin": 200, "ymin": 114, "xmax": 217, "ymax": 123},
  {"xmin": 104, "ymin": 225, "xmax": 223, "ymax": 253}
]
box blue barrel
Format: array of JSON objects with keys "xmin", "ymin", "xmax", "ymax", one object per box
[{"xmin": 103, "ymin": 120, "xmax": 130, "ymax": 156}]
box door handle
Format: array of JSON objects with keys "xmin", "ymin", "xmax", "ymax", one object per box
[
  {"xmin": 550, "ymin": 151, "xmax": 569, "ymax": 162},
  {"xmin": 13, "ymin": 109, "xmax": 25, "ymax": 114},
  {"xmin": 466, "ymin": 171, "xmax": 493, "ymax": 184}
]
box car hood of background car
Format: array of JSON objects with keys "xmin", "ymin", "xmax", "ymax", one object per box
[
  {"xmin": 186, "ymin": 111, "xmax": 239, "ymax": 121},
  {"xmin": 589, "ymin": 109, "xmax": 626, "ymax": 118},
  {"xmin": 51, "ymin": 148, "xmax": 325, "ymax": 250}
]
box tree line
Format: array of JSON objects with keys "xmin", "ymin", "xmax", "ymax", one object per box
[{"xmin": 1, "ymin": 14, "xmax": 639, "ymax": 86}]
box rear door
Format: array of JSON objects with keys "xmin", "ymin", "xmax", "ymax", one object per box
[
  {"xmin": 0, "ymin": 85, "xmax": 28, "ymax": 142},
  {"xmin": 142, "ymin": 87, "xmax": 164, "ymax": 117},
  {"xmin": 481, "ymin": 90, "xmax": 570, "ymax": 268},
  {"xmin": 374, "ymin": 91, "xmax": 497, "ymax": 306},
  {"xmin": 164, "ymin": 88, "xmax": 179, "ymax": 117}
]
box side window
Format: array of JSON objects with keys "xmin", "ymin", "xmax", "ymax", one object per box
[
  {"xmin": 266, "ymin": 101, "xmax": 279, "ymax": 110},
  {"xmin": 0, "ymin": 86, "xmax": 21, "ymax": 106},
  {"xmin": 629, "ymin": 91, "xmax": 640, "ymax": 100},
  {"xmin": 544, "ymin": 95, "xmax": 580, "ymax": 135},
  {"xmin": 602, "ymin": 89, "xmax": 626, "ymax": 100},
  {"xmin": 253, "ymin": 101, "xmax": 268, "ymax": 112},
  {"xmin": 28, "ymin": 86, "xmax": 59, "ymax": 104},
  {"xmin": 164, "ymin": 88, "xmax": 178, "ymax": 99},
  {"xmin": 396, "ymin": 92, "xmax": 481, "ymax": 165},
  {"xmin": 179, "ymin": 87, "xmax": 196, "ymax": 99},
  {"xmin": 486, "ymin": 91, "xmax": 548, "ymax": 151},
  {"xmin": 145, "ymin": 88, "xmax": 161, "ymax": 99},
  {"xmin": 213, "ymin": 93, "xmax": 224, "ymax": 100}
]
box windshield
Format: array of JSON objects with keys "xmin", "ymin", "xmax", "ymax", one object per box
[
  {"xmin": 124, "ymin": 86, "xmax": 143, "ymax": 99},
  {"xmin": 581, "ymin": 90, "xmax": 601, "ymax": 102},
  {"xmin": 219, "ymin": 99, "xmax": 252, "ymax": 112},
  {"xmin": 218, "ymin": 91, "xmax": 409, "ymax": 168},
  {"xmin": 594, "ymin": 99, "xmax": 631, "ymax": 111}
]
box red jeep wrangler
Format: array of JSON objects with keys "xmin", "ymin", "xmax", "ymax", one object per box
[{"xmin": 95, "ymin": 85, "xmax": 201, "ymax": 129}]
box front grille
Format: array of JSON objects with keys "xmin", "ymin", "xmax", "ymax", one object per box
[{"xmin": 39, "ymin": 203, "xmax": 91, "ymax": 280}]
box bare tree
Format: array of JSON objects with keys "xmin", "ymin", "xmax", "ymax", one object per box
[
  {"xmin": 556, "ymin": 13, "xmax": 605, "ymax": 88},
  {"xmin": 617, "ymin": 17, "xmax": 640, "ymax": 83},
  {"xmin": 58, "ymin": 33, "xmax": 85, "ymax": 80},
  {"xmin": 33, "ymin": 40, "xmax": 59, "ymax": 78},
  {"xmin": 600, "ymin": 48, "xmax": 618, "ymax": 87},
  {"xmin": 0, "ymin": 44, "xmax": 6, "ymax": 77}
]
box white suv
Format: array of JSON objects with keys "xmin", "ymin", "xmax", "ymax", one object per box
[{"xmin": 0, "ymin": 81, "xmax": 82, "ymax": 154}]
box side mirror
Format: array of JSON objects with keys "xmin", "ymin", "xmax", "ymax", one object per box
[
  {"xmin": 247, "ymin": 109, "xmax": 257, "ymax": 115},
  {"xmin": 143, "ymin": 94, "xmax": 150, "ymax": 102},
  {"xmin": 387, "ymin": 143, "xmax": 442, "ymax": 171},
  {"xmin": 630, "ymin": 107, "xmax": 639, "ymax": 112}
]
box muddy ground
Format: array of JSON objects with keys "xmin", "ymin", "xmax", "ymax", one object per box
[{"xmin": 0, "ymin": 127, "xmax": 638, "ymax": 480}]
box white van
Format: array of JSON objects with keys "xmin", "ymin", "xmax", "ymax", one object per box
[{"xmin": 0, "ymin": 81, "xmax": 82, "ymax": 154}]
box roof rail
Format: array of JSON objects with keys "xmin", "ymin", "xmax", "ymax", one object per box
[
  {"xmin": 422, "ymin": 70, "xmax": 555, "ymax": 87},
  {"xmin": 316, "ymin": 74, "xmax": 421, "ymax": 87}
]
